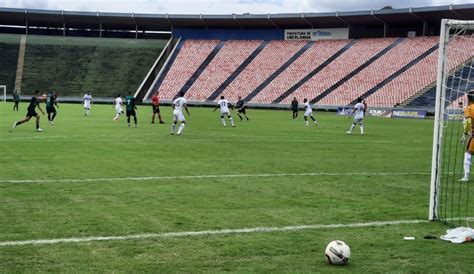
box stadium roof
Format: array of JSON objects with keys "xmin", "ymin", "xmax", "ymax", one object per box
[{"xmin": 0, "ymin": 4, "xmax": 473, "ymax": 31}]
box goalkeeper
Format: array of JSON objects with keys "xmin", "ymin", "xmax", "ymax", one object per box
[{"xmin": 460, "ymin": 91, "xmax": 474, "ymax": 182}]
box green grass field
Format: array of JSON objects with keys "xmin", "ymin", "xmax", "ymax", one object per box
[{"xmin": 0, "ymin": 102, "xmax": 471, "ymax": 272}]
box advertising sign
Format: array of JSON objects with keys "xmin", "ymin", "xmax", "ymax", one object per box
[{"xmin": 285, "ymin": 28, "xmax": 349, "ymax": 41}]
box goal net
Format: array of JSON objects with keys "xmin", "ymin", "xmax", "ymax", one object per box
[{"xmin": 430, "ymin": 20, "xmax": 474, "ymax": 226}]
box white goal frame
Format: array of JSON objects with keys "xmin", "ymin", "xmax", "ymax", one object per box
[
  {"xmin": 0, "ymin": 85, "xmax": 5, "ymax": 103},
  {"xmin": 429, "ymin": 19, "xmax": 474, "ymax": 221}
]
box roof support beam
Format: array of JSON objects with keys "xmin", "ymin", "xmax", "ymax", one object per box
[
  {"xmin": 301, "ymin": 13, "xmax": 314, "ymax": 29},
  {"xmin": 336, "ymin": 11, "xmax": 350, "ymax": 28},
  {"xmin": 200, "ymin": 14, "xmax": 208, "ymax": 30},
  {"xmin": 24, "ymin": 9, "xmax": 28, "ymax": 35},
  {"xmin": 165, "ymin": 14, "xmax": 173, "ymax": 32},
  {"xmin": 62, "ymin": 10, "xmax": 66, "ymax": 37},
  {"xmin": 371, "ymin": 10, "xmax": 387, "ymax": 38},
  {"xmin": 97, "ymin": 12, "xmax": 102, "ymax": 38},
  {"xmin": 233, "ymin": 14, "xmax": 243, "ymax": 30},
  {"xmin": 132, "ymin": 13, "xmax": 138, "ymax": 39},
  {"xmin": 450, "ymin": 4, "xmax": 466, "ymax": 20},
  {"xmin": 268, "ymin": 14, "xmax": 279, "ymax": 29},
  {"xmin": 410, "ymin": 8, "xmax": 427, "ymax": 36}
]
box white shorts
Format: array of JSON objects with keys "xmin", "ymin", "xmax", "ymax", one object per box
[
  {"xmin": 353, "ymin": 118, "xmax": 364, "ymax": 124},
  {"xmin": 173, "ymin": 111, "xmax": 185, "ymax": 122},
  {"xmin": 84, "ymin": 103, "xmax": 90, "ymax": 109},
  {"xmin": 116, "ymin": 107, "xmax": 123, "ymax": 114},
  {"xmin": 220, "ymin": 111, "xmax": 230, "ymax": 116},
  {"xmin": 304, "ymin": 109, "xmax": 313, "ymax": 117}
]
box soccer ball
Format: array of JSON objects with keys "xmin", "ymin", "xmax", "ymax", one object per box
[{"xmin": 325, "ymin": 240, "xmax": 351, "ymax": 265}]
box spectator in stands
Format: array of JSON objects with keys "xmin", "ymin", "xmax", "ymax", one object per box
[
  {"xmin": 151, "ymin": 92, "xmax": 165, "ymax": 124},
  {"xmin": 291, "ymin": 97, "xmax": 299, "ymax": 119},
  {"xmin": 13, "ymin": 90, "xmax": 20, "ymax": 111}
]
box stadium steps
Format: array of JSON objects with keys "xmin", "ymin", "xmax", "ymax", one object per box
[
  {"xmin": 242, "ymin": 41, "xmax": 314, "ymax": 102},
  {"xmin": 311, "ymin": 38, "xmax": 404, "ymax": 104},
  {"xmin": 349, "ymin": 44, "xmax": 439, "ymax": 105},
  {"xmin": 136, "ymin": 38, "xmax": 180, "ymax": 102},
  {"xmin": 175, "ymin": 40, "xmax": 226, "ymax": 98},
  {"xmin": 0, "ymin": 35, "xmax": 20, "ymax": 94},
  {"xmin": 400, "ymin": 58, "xmax": 474, "ymax": 107},
  {"xmin": 151, "ymin": 40, "xmax": 184, "ymax": 94},
  {"xmin": 272, "ymin": 40, "xmax": 356, "ymax": 104},
  {"xmin": 206, "ymin": 40, "xmax": 269, "ymax": 101},
  {"xmin": 14, "ymin": 35, "xmax": 26, "ymax": 92},
  {"xmin": 405, "ymin": 59, "xmax": 474, "ymax": 108}
]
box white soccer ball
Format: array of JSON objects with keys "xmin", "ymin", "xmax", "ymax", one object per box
[{"xmin": 325, "ymin": 240, "xmax": 351, "ymax": 265}]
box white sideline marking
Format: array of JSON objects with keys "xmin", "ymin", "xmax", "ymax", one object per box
[
  {"xmin": 0, "ymin": 172, "xmax": 429, "ymax": 184},
  {"xmin": 0, "ymin": 219, "xmax": 426, "ymax": 247}
]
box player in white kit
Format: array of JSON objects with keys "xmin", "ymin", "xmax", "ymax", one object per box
[
  {"xmin": 83, "ymin": 93, "xmax": 92, "ymax": 116},
  {"xmin": 213, "ymin": 96, "xmax": 235, "ymax": 127},
  {"xmin": 171, "ymin": 92, "xmax": 190, "ymax": 136},
  {"xmin": 113, "ymin": 95, "xmax": 123, "ymax": 121},
  {"xmin": 303, "ymin": 98, "xmax": 318, "ymax": 126},
  {"xmin": 346, "ymin": 98, "xmax": 365, "ymax": 135}
]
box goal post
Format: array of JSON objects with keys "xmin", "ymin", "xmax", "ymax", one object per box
[
  {"xmin": 0, "ymin": 85, "xmax": 5, "ymax": 103},
  {"xmin": 430, "ymin": 19, "xmax": 474, "ymax": 225}
]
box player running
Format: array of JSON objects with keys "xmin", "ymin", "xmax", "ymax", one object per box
[
  {"xmin": 125, "ymin": 92, "xmax": 138, "ymax": 128},
  {"xmin": 171, "ymin": 92, "xmax": 190, "ymax": 136},
  {"xmin": 346, "ymin": 98, "xmax": 365, "ymax": 135},
  {"xmin": 213, "ymin": 95, "xmax": 235, "ymax": 127},
  {"xmin": 113, "ymin": 94, "xmax": 123, "ymax": 121},
  {"xmin": 460, "ymin": 91, "xmax": 474, "ymax": 182},
  {"xmin": 46, "ymin": 92, "xmax": 59, "ymax": 125},
  {"xmin": 83, "ymin": 93, "xmax": 92, "ymax": 116},
  {"xmin": 12, "ymin": 90, "xmax": 45, "ymax": 132},
  {"xmin": 291, "ymin": 97, "xmax": 299, "ymax": 119},
  {"xmin": 302, "ymin": 98, "xmax": 318, "ymax": 126},
  {"xmin": 235, "ymin": 96, "xmax": 249, "ymax": 121},
  {"xmin": 151, "ymin": 92, "xmax": 165, "ymax": 124}
]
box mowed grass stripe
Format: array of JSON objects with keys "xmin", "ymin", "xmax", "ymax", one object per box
[
  {"xmin": 0, "ymin": 172, "xmax": 430, "ymax": 184},
  {"xmin": 0, "ymin": 219, "xmax": 426, "ymax": 247}
]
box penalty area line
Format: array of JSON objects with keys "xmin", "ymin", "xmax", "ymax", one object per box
[
  {"xmin": 0, "ymin": 219, "xmax": 427, "ymax": 247},
  {"xmin": 0, "ymin": 172, "xmax": 430, "ymax": 184}
]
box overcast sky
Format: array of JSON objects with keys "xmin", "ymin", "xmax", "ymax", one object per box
[{"xmin": 0, "ymin": 0, "xmax": 473, "ymax": 14}]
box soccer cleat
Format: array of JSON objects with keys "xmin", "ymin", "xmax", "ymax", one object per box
[
  {"xmin": 12, "ymin": 122, "xmax": 17, "ymax": 129},
  {"xmin": 151, "ymin": 121, "xmax": 155, "ymax": 124},
  {"xmin": 159, "ymin": 121, "xmax": 165, "ymax": 124},
  {"xmin": 346, "ymin": 131, "xmax": 352, "ymax": 134},
  {"xmin": 177, "ymin": 133, "xmax": 182, "ymax": 136},
  {"xmin": 128, "ymin": 124, "xmax": 130, "ymax": 128},
  {"xmin": 49, "ymin": 121, "xmax": 55, "ymax": 125},
  {"xmin": 460, "ymin": 177, "xmax": 470, "ymax": 182},
  {"xmin": 37, "ymin": 128, "xmax": 43, "ymax": 132},
  {"xmin": 135, "ymin": 125, "xmax": 138, "ymax": 128},
  {"xmin": 170, "ymin": 132, "xmax": 174, "ymax": 135}
]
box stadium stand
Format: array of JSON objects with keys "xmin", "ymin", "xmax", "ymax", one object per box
[
  {"xmin": 317, "ymin": 37, "xmax": 439, "ymax": 106},
  {"xmin": 157, "ymin": 40, "xmax": 220, "ymax": 100},
  {"xmin": 402, "ymin": 39, "xmax": 474, "ymax": 107},
  {"xmin": 0, "ymin": 34, "xmax": 20, "ymax": 95},
  {"xmin": 216, "ymin": 40, "xmax": 308, "ymax": 102},
  {"xmin": 250, "ymin": 39, "xmax": 349, "ymax": 104},
  {"xmin": 276, "ymin": 38, "xmax": 397, "ymax": 104},
  {"xmin": 20, "ymin": 35, "xmax": 166, "ymax": 97},
  {"xmin": 367, "ymin": 39, "xmax": 474, "ymax": 106},
  {"xmin": 186, "ymin": 40, "xmax": 262, "ymax": 101}
]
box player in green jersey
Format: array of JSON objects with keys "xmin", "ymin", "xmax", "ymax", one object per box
[{"xmin": 125, "ymin": 92, "xmax": 138, "ymax": 128}]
